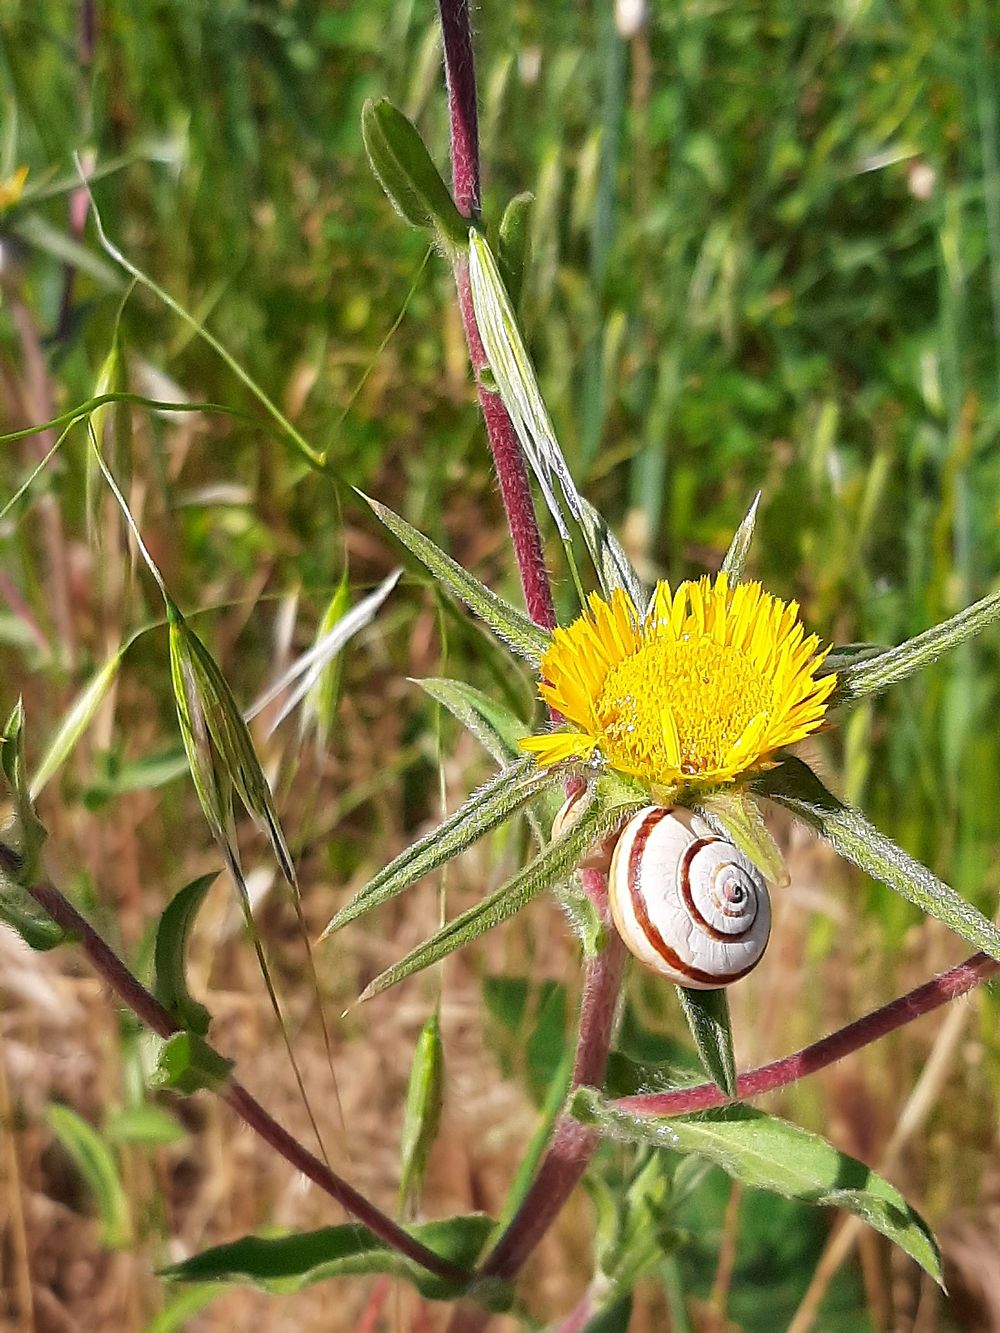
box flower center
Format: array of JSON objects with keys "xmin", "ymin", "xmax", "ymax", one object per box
[{"xmin": 595, "ymin": 636, "xmax": 775, "ymax": 782}]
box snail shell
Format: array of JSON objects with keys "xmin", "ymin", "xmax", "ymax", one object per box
[
  {"xmin": 609, "ymin": 806, "xmax": 770, "ymax": 988},
  {"xmin": 551, "ymin": 788, "xmax": 618, "ymax": 875}
]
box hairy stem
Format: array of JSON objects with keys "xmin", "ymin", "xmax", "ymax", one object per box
[
  {"xmin": 616, "ymin": 951, "xmax": 998, "ymax": 1118},
  {"xmin": 447, "ymin": 875, "xmax": 626, "ymax": 1333},
  {"xmin": 437, "ymin": 0, "xmax": 556, "ymax": 633},
  {"xmin": 24, "ymin": 880, "xmax": 470, "ymax": 1287},
  {"xmin": 450, "ymin": 951, "xmax": 997, "ymax": 1329}
]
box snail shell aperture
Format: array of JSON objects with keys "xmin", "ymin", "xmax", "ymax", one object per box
[{"xmin": 608, "ymin": 806, "xmax": 771, "ymax": 988}]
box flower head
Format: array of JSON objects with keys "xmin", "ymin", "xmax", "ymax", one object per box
[{"xmin": 521, "ymin": 573, "xmax": 835, "ymax": 791}]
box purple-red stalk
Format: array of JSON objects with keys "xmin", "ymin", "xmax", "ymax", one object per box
[
  {"xmin": 25, "ymin": 880, "xmax": 470, "ymax": 1287},
  {"xmin": 436, "ymin": 0, "xmax": 556, "ymax": 634}
]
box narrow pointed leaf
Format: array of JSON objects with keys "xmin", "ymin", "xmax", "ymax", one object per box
[
  {"xmin": 162, "ymin": 1212, "xmax": 493, "ymax": 1303},
  {"xmin": 829, "ymin": 588, "xmax": 1000, "ymax": 704},
  {"xmin": 468, "ymin": 229, "xmax": 581, "ymax": 541},
  {"xmin": 416, "ymin": 677, "xmax": 564, "ymax": 839},
  {"xmin": 303, "ymin": 569, "xmax": 352, "ymax": 746},
  {"xmin": 361, "ymin": 792, "xmax": 639, "ymax": 998},
  {"xmin": 674, "ymin": 987, "xmax": 736, "ymax": 1098},
  {"xmin": 577, "ymin": 496, "xmax": 644, "ymax": 605},
  {"xmin": 697, "ymin": 788, "xmax": 788, "ymax": 887},
  {"xmin": 154, "ymin": 872, "xmax": 218, "ymax": 1035},
  {"xmin": 417, "ymin": 676, "xmax": 529, "ymax": 765},
  {"xmin": 720, "ymin": 491, "xmax": 761, "ymax": 582},
  {"xmin": 399, "ymin": 1011, "xmax": 445, "ymax": 1213},
  {"xmin": 30, "ymin": 650, "xmax": 124, "ymax": 799},
  {"xmin": 46, "ymin": 1104, "xmax": 130, "ymax": 1249},
  {"xmin": 570, "ymin": 1091, "xmax": 942, "ymax": 1284},
  {"xmin": 360, "ymin": 492, "xmax": 550, "ymax": 666},
  {"xmin": 756, "ymin": 757, "xmax": 1000, "ymax": 961},
  {"xmin": 321, "ymin": 757, "xmax": 555, "ymax": 938},
  {"xmin": 169, "ymin": 606, "xmax": 294, "ymax": 884}
]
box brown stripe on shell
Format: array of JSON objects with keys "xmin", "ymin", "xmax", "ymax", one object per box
[
  {"xmin": 679, "ymin": 839, "xmax": 759, "ymax": 942},
  {"xmin": 626, "ymin": 809, "xmax": 762, "ymax": 986}
]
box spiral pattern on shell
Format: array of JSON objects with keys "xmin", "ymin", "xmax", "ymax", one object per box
[{"xmin": 609, "ymin": 806, "xmax": 771, "ymax": 988}]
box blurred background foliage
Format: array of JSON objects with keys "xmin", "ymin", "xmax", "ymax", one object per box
[{"xmin": 1, "ymin": 1, "xmax": 999, "ymax": 1329}]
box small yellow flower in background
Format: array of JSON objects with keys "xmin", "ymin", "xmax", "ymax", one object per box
[
  {"xmin": 0, "ymin": 165, "xmax": 29, "ymax": 211},
  {"xmin": 521, "ymin": 572, "xmax": 836, "ymax": 790}
]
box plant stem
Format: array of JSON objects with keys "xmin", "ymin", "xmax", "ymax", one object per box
[
  {"xmin": 24, "ymin": 879, "xmax": 471, "ymax": 1287},
  {"xmin": 449, "ymin": 950, "xmax": 997, "ymax": 1330},
  {"xmin": 616, "ymin": 951, "xmax": 998, "ymax": 1118},
  {"xmin": 437, "ymin": 0, "xmax": 557, "ymax": 634},
  {"xmin": 447, "ymin": 875, "xmax": 626, "ymax": 1333}
]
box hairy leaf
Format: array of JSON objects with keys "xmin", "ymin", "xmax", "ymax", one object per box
[
  {"xmin": 361, "ymin": 493, "xmax": 550, "ymax": 665},
  {"xmin": 756, "ymin": 757, "xmax": 1000, "ymax": 961},
  {"xmin": 570, "ymin": 1091, "xmax": 942, "ymax": 1283},
  {"xmin": 162, "ymin": 1213, "xmax": 494, "ymax": 1303},
  {"xmin": 830, "ymin": 588, "xmax": 1000, "ymax": 703},
  {"xmin": 361, "ymin": 790, "xmax": 640, "ymax": 998},
  {"xmin": 674, "ymin": 987, "xmax": 736, "ymax": 1098},
  {"xmin": 321, "ymin": 757, "xmax": 555, "ymax": 938}
]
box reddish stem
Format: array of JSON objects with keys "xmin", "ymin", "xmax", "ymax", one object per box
[
  {"xmin": 437, "ymin": 0, "xmax": 556, "ymax": 634},
  {"xmin": 454, "ymin": 951, "xmax": 998, "ymax": 1331},
  {"xmin": 618, "ymin": 950, "xmax": 999, "ymax": 1119},
  {"xmin": 24, "ymin": 880, "xmax": 470, "ymax": 1287}
]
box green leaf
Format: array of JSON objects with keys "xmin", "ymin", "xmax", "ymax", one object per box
[
  {"xmin": 149, "ymin": 1032, "xmax": 234, "ymax": 1096},
  {"xmin": 320, "ymin": 757, "xmax": 554, "ymax": 937},
  {"xmin": 29, "ymin": 651, "xmax": 124, "ymax": 800},
  {"xmin": 417, "ymin": 677, "xmax": 529, "ymax": 765},
  {"xmin": 497, "ymin": 191, "xmax": 533, "ymax": 305},
  {"xmin": 399, "ymin": 1011, "xmax": 445, "ymax": 1213},
  {"xmin": 467, "ymin": 230, "xmax": 583, "ymax": 543},
  {"xmin": 674, "ymin": 987, "xmax": 736, "ymax": 1098},
  {"xmin": 829, "ymin": 587, "xmax": 1000, "ymax": 704},
  {"xmin": 570, "ymin": 1092, "xmax": 942, "ymax": 1284},
  {"xmin": 162, "ymin": 1212, "xmax": 494, "ymax": 1303},
  {"xmin": 361, "ymin": 98, "xmax": 467, "ymax": 247},
  {"xmin": 304, "ymin": 568, "xmax": 352, "ymax": 747},
  {"xmin": 577, "ymin": 496, "xmax": 645, "ymax": 605},
  {"xmin": 153, "ymin": 872, "xmax": 218, "ymax": 1035},
  {"xmin": 361, "ymin": 492, "xmax": 550, "ymax": 666},
  {"xmin": 103, "ymin": 1105, "xmax": 187, "ymax": 1146},
  {"xmin": 46, "ymin": 1104, "xmax": 130, "ymax": 1249},
  {"xmin": 720, "ymin": 491, "xmax": 761, "ymax": 582},
  {"xmin": 696, "ymin": 788, "xmax": 788, "ymax": 887},
  {"xmin": 415, "ymin": 677, "xmax": 564, "ymax": 839},
  {"xmin": 169, "ymin": 606, "xmax": 294, "ymax": 883},
  {"xmin": 0, "ymin": 896, "xmax": 67, "ymax": 950},
  {"xmin": 755, "ymin": 757, "xmax": 1000, "ymax": 961},
  {"xmin": 1, "ymin": 701, "xmax": 48, "ymax": 882},
  {"xmin": 361, "ymin": 788, "xmax": 638, "ymax": 998}
]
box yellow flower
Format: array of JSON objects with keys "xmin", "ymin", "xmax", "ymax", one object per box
[
  {"xmin": 521, "ymin": 573, "xmax": 836, "ymax": 790},
  {"xmin": 0, "ymin": 166, "xmax": 29, "ymax": 212}
]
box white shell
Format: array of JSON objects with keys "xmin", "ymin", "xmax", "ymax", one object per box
[
  {"xmin": 551, "ymin": 789, "xmax": 617, "ymax": 875},
  {"xmin": 609, "ymin": 806, "xmax": 770, "ymax": 988}
]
